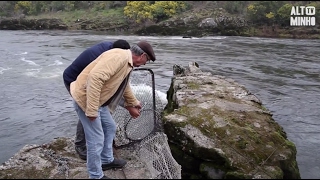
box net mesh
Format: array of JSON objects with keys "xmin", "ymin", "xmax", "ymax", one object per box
[
  {"xmin": 113, "ymin": 69, "xmax": 181, "ymax": 179},
  {"xmin": 113, "ymin": 69, "xmax": 164, "ymax": 147},
  {"xmin": 139, "ymin": 132, "xmax": 182, "ymax": 179}
]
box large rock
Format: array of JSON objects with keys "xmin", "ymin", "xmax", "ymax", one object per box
[{"xmin": 163, "ymin": 62, "xmax": 301, "ymax": 179}]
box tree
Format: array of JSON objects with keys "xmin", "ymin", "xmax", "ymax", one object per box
[
  {"xmin": 0, "ymin": 1, "xmax": 17, "ymax": 16},
  {"xmin": 14, "ymin": 1, "xmax": 34, "ymax": 15},
  {"xmin": 306, "ymin": 1, "xmax": 320, "ymax": 24},
  {"xmin": 246, "ymin": 1, "xmax": 287, "ymax": 25},
  {"xmin": 150, "ymin": 1, "xmax": 186, "ymax": 22},
  {"xmin": 28, "ymin": 1, "xmax": 47, "ymax": 15},
  {"xmin": 224, "ymin": 1, "xmax": 250, "ymax": 15},
  {"xmin": 246, "ymin": 3, "xmax": 267, "ymax": 25},
  {"xmin": 123, "ymin": 1, "xmax": 186, "ymax": 24},
  {"xmin": 124, "ymin": 1, "xmax": 152, "ymax": 23},
  {"xmin": 276, "ymin": 3, "xmax": 292, "ymax": 26}
]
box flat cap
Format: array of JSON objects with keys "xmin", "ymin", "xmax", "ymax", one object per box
[{"xmin": 137, "ymin": 41, "xmax": 156, "ymax": 61}]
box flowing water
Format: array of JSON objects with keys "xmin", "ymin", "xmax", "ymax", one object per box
[{"xmin": 0, "ymin": 30, "xmax": 319, "ymax": 178}]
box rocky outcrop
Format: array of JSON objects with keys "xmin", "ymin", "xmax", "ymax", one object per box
[
  {"xmin": 135, "ymin": 8, "xmax": 248, "ymax": 37},
  {"xmin": 67, "ymin": 18, "xmax": 130, "ymax": 32},
  {"xmin": 163, "ymin": 62, "xmax": 301, "ymax": 179},
  {"xmin": 0, "ymin": 18, "xmax": 68, "ymax": 30},
  {"xmin": 0, "ymin": 137, "xmax": 154, "ymax": 179}
]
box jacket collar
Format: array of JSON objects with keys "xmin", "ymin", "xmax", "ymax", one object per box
[{"xmin": 127, "ymin": 50, "xmax": 133, "ymax": 67}]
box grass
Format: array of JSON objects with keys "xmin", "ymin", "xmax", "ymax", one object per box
[{"xmin": 26, "ymin": 8, "xmax": 126, "ymax": 26}]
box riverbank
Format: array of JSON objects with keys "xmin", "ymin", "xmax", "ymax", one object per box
[
  {"xmin": 242, "ymin": 26, "xmax": 320, "ymax": 39},
  {"xmin": 1, "ymin": 8, "xmax": 319, "ymax": 39}
]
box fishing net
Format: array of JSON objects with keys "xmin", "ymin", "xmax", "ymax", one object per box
[{"xmin": 113, "ymin": 68, "xmax": 181, "ymax": 179}]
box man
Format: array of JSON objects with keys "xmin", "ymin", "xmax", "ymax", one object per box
[
  {"xmin": 63, "ymin": 40, "xmax": 131, "ymax": 160},
  {"xmin": 70, "ymin": 41, "xmax": 156, "ymax": 179}
]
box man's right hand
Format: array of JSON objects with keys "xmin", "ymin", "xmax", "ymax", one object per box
[
  {"xmin": 125, "ymin": 106, "xmax": 140, "ymax": 119},
  {"xmin": 134, "ymin": 101, "xmax": 142, "ymax": 110}
]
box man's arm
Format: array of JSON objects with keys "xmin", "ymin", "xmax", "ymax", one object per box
[
  {"xmin": 123, "ymin": 83, "xmax": 140, "ymax": 107},
  {"xmin": 122, "ymin": 83, "xmax": 142, "ymax": 119}
]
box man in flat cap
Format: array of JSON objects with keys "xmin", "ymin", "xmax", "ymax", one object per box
[
  {"xmin": 70, "ymin": 41, "xmax": 156, "ymax": 179},
  {"xmin": 63, "ymin": 39, "xmax": 131, "ymax": 161}
]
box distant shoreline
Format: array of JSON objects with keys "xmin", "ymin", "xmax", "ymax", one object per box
[
  {"xmin": 0, "ymin": 17, "xmax": 319, "ymax": 40},
  {"xmin": 1, "ymin": 28, "xmax": 318, "ymax": 40}
]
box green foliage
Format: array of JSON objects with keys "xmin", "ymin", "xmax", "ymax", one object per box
[
  {"xmin": 123, "ymin": 1, "xmax": 152, "ymax": 23},
  {"xmin": 14, "ymin": 1, "xmax": 32, "ymax": 15},
  {"xmin": 276, "ymin": 3, "xmax": 292, "ymax": 26},
  {"xmin": 28, "ymin": 1, "xmax": 46, "ymax": 15},
  {"xmin": 247, "ymin": 3, "xmax": 267, "ymax": 24},
  {"xmin": 0, "ymin": 1, "xmax": 126, "ymax": 16},
  {"xmin": 246, "ymin": 1, "xmax": 319, "ymax": 26},
  {"xmin": 109, "ymin": 1, "xmax": 127, "ymax": 8},
  {"xmin": 27, "ymin": 7, "xmax": 126, "ymax": 26},
  {"xmin": 49, "ymin": 1, "xmax": 67, "ymax": 11},
  {"xmin": 246, "ymin": 1, "xmax": 286, "ymax": 25},
  {"xmin": 92, "ymin": 1, "xmax": 110, "ymax": 11},
  {"xmin": 266, "ymin": 12, "xmax": 275, "ymax": 19},
  {"xmin": 224, "ymin": 1, "xmax": 250, "ymax": 14},
  {"xmin": 183, "ymin": 1, "xmax": 193, "ymax": 11},
  {"xmin": 306, "ymin": 1, "xmax": 320, "ymax": 24},
  {"xmin": 1, "ymin": 1, "xmax": 319, "ymax": 28},
  {"xmin": 123, "ymin": 1, "xmax": 187, "ymax": 23},
  {"xmin": 0, "ymin": 1, "xmax": 17, "ymax": 16},
  {"xmin": 151, "ymin": 1, "xmax": 186, "ymax": 22}
]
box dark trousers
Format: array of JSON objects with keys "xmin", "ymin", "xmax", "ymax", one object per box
[{"xmin": 64, "ymin": 80, "xmax": 87, "ymax": 156}]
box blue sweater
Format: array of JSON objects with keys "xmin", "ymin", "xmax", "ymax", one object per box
[{"xmin": 63, "ymin": 41, "xmax": 114, "ymax": 90}]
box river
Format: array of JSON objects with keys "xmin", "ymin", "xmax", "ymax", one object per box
[{"xmin": 0, "ymin": 30, "xmax": 319, "ymax": 178}]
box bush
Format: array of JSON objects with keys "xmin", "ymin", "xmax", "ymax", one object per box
[{"xmin": 123, "ymin": 1, "xmax": 186, "ymax": 24}]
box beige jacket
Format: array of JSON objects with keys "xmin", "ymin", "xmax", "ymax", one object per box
[{"xmin": 70, "ymin": 48, "xmax": 139, "ymax": 117}]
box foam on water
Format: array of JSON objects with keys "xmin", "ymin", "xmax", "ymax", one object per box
[
  {"xmin": 0, "ymin": 67, "xmax": 11, "ymax": 74},
  {"xmin": 201, "ymin": 36, "xmax": 227, "ymax": 40},
  {"xmin": 24, "ymin": 68, "xmax": 42, "ymax": 77},
  {"xmin": 156, "ymin": 89, "xmax": 167, "ymax": 105},
  {"xmin": 131, "ymin": 83, "xmax": 168, "ymax": 105},
  {"xmin": 14, "ymin": 52, "xmax": 28, "ymax": 55},
  {"xmin": 38, "ymin": 72, "xmax": 62, "ymax": 79},
  {"xmin": 48, "ymin": 60, "xmax": 63, "ymax": 66},
  {"xmin": 21, "ymin": 57, "xmax": 39, "ymax": 66},
  {"xmin": 23, "ymin": 68, "xmax": 63, "ymax": 79}
]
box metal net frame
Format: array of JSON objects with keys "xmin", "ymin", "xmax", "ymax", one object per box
[
  {"xmin": 113, "ymin": 68, "xmax": 164, "ymax": 147},
  {"xmin": 112, "ymin": 68, "xmax": 181, "ymax": 179}
]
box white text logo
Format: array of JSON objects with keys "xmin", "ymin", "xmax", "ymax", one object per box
[{"xmin": 290, "ymin": 6, "xmax": 316, "ymax": 26}]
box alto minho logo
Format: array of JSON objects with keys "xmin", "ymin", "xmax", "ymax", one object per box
[{"xmin": 290, "ymin": 6, "xmax": 316, "ymax": 26}]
